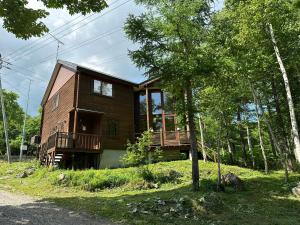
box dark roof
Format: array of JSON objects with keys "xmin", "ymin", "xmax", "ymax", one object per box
[{"xmin": 41, "ymin": 60, "xmax": 158, "ymax": 106}]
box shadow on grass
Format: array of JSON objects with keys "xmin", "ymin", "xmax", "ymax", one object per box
[{"xmin": 37, "ymin": 175, "xmax": 300, "ymax": 225}]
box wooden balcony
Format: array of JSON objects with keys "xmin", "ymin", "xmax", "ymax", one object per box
[
  {"xmin": 136, "ymin": 130, "xmax": 191, "ymax": 149},
  {"xmin": 46, "ymin": 132, "xmax": 101, "ymax": 153}
]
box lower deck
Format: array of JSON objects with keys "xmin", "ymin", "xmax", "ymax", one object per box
[{"xmin": 39, "ymin": 130, "xmax": 191, "ymax": 169}]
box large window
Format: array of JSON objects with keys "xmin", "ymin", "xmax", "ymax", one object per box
[
  {"xmin": 139, "ymin": 92, "xmax": 147, "ymax": 115},
  {"xmin": 151, "ymin": 92, "xmax": 162, "ymax": 115},
  {"xmin": 93, "ymin": 80, "xmax": 113, "ymax": 97},
  {"xmin": 163, "ymin": 92, "xmax": 174, "ymax": 114},
  {"xmin": 151, "ymin": 92, "xmax": 162, "ymax": 131}
]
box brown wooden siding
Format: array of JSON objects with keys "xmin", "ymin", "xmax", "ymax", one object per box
[
  {"xmin": 77, "ymin": 72, "xmax": 135, "ymax": 149},
  {"xmin": 41, "ymin": 75, "xmax": 76, "ymax": 144}
]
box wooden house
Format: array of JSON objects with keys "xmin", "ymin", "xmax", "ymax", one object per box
[{"xmin": 39, "ymin": 60, "xmax": 190, "ymax": 169}]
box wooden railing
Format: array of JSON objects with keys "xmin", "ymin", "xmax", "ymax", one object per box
[
  {"xmin": 43, "ymin": 132, "xmax": 101, "ymax": 152},
  {"xmin": 137, "ymin": 130, "xmax": 190, "ymax": 147},
  {"xmin": 74, "ymin": 133, "xmax": 101, "ymax": 150}
]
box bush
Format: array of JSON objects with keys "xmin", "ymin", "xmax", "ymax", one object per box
[
  {"xmin": 53, "ymin": 169, "xmax": 132, "ymax": 192},
  {"xmin": 122, "ymin": 131, "xmax": 162, "ymax": 167},
  {"xmin": 137, "ymin": 167, "xmax": 156, "ymax": 182},
  {"xmin": 137, "ymin": 167, "xmax": 182, "ymax": 184}
]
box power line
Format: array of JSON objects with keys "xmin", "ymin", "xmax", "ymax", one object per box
[
  {"xmin": 30, "ymin": 27, "xmax": 122, "ymax": 66},
  {"xmin": 2, "ymin": 66, "xmax": 48, "ymax": 84},
  {"xmin": 1, "ymin": 77, "xmax": 42, "ymax": 104},
  {"xmin": 4, "ymin": 14, "xmax": 85, "ymax": 59},
  {"xmin": 8, "ymin": 0, "xmax": 130, "ymax": 62}
]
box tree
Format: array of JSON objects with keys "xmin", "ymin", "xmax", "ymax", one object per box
[
  {"xmin": 214, "ymin": 0, "xmax": 300, "ymax": 168},
  {"xmin": 0, "ymin": 90, "xmax": 24, "ymax": 155},
  {"xmin": 0, "ymin": 0, "xmax": 108, "ymax": 39},
  {"xmin": 125, "ymin": 0, "xmax": 215, "ymax": 191}
]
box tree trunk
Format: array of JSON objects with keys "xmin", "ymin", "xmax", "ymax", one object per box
[
  {"xmin": 237, "ymin": 111, "xmax": 248, "ymax": 167},
  {"xmin": 271, "ymin": 76, "xmax": 292, "ymax": 154},
  {"xmin": 199, "ymin": 115, "xmax": 207, "ymax": 162},
  {"xmin": 216, "ymin": 126, "xmax": 222, "ymax": 191},
  {"xmin": 266, "ymin": 102, "xmax": 278, "ymax": 157},
  {"xmin": 251, "ymin": 86, "xmax": 268, "ymax": 173},
  {"xmin": 227, "ymin": 139, "xmax": 234, "ymax": 165},
  {"xmin": 246, "ymin": 126, "xmax": 255, "ymax": 169},
  {"xmin": 268, "ymin": 23, "xmax": 300, "ymax": 164},
  {"xmin": 254, "ymin": 86, "xmax": 289, "ymax": 180},
  {"xmin": 186, "ymin": 85, "xmax": 200, "ymax": 191}
]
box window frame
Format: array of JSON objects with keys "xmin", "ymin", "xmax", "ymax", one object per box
[{"xmin": 92, "ymin": 79, "xmax": 113, "ymax": 97}]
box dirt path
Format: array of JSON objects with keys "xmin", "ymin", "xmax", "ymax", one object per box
[{"xmin": 0, "ymin": 190, "xmax": 117, "ymax": 225}]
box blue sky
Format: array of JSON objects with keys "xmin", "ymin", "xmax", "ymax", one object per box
[{"xmin": 0, "ymin": 0, "xmax": 224, "ymax": 116}]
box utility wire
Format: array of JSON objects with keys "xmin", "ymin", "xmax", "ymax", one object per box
[
  {"xmin": 8, "ymin": 0, "xmax": 129, "ymax": 62},
  {"xmin": 4, "ymin": 14, "xmax": 84, "ymax": 59},
  {"xmin": 30, "ymin": 27, "xmax": 122, "ymax": 66},
  {"xmin": 4, "ymin": 0, "xmax": 123, "ymax": 60},
  {"xmin": 2, "ymin": 66, "xmax": 48, "ymax": 83},
  {"xmin": 6, "ymin": 0, "xmax": 121, "ymax": 61}
]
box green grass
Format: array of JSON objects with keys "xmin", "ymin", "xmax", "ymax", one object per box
[{"xmin": 0, "ymin": 160, "xmax": 300, "ymax": 225}]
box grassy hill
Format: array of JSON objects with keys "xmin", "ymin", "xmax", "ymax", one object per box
[{"xmin": 0, "ymin": 160, "xmax": 299, "ymax": 225}]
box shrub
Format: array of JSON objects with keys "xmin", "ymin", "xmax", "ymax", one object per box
[
  {"xmin": 53, "ymin": 169, "xmax": 132, "ymax": 192},
  {"xmin": 137, "ymin": 167, "xmax": 156, "ymax": 182},
  {"xmin": 122, "ymin": 131, "xmax": 162, "ymax": 167},
  {"xmin": 137, "ymin": 167, "xmax": 182, "ymax": 184}
]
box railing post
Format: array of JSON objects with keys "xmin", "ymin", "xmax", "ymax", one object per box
[
  {"xmin": 160, "ymin": 129, "xmax": 164, "ymax": 146},
  {"xmin": 177, "ymin": 130, "xmax": 181, "ymax": 145},
  {"xmin": 55, "ymin": 132, "xmax": 59, "ymax": 148}
]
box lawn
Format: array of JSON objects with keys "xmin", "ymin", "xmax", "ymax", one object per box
[{"xmin": 0, "ymin": 160, "xmax": 299, "ymax": 225}]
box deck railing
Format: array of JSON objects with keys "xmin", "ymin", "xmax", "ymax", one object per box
[
  {"xmin": 44, "ymin": 132, "xmax": 101, "ymax": 152},
  {"xmin": 136, "ymin": 130, "xmax": 190, "ymax": 147},
  {"xmin": 74, "ymin": 133, "xmax": 101, "ymax": 150}
]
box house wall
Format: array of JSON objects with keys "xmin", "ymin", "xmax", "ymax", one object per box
[
  {"xmin": 77, "ymin": 72, "xmax": 135, "ymax": 150},
  {"xmin": 41, "ymin": 68, "xmax": 76, "ymax": 144},
  {"xmin": 99, "ymin": 149, "xmax": 127, "ymax": 169}
]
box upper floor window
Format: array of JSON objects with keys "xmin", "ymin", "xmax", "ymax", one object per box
[
  {"xmin": 52, "ymin": 93, "xmax": 59, "ymax": 110},
  {"xmin": 139, "ymin": 92, "xmax": 147, "ymax": 115},
  {"xmin": 93, "ymin": 80, "xmax": 113, "ymax": 97}
]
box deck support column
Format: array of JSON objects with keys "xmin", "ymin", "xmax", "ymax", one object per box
[{"xmin": 146, "ymin": 87, "xmax": 151, "ymax": 130}]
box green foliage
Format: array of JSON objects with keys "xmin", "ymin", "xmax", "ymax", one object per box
[
  {"xmin": 1, "ymin": 160, "xmax": 300, "ymax": 225},
  {"xmin": 0, "ymin": 90, "xmax": 40, "ymax": 155},
  {"xmin": 137, "ymin": 166, "xmax": 182, "ymax": 184},
  {"xmin": 54, "ymin": 170, "xmax": 132, "ymax": 192},
  {"xmin": 0, "ymin": 0, "xmax": 108, "ymax": 39},
  {"xmin": 122, "ymin": 130, "xmax": 162, "ymax": 166}
]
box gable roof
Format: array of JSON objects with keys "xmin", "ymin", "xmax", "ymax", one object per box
[{"xmin": 41, "ymin": 60, "xmax": 158, "ymax": 106}]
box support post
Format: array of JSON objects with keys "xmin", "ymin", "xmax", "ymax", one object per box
[
  {"xmin": 160, "ymin": 128, "xmax": 164, "ymax": 146},
  {"xmin": 146, "ymin": 87, "xmax": 151, "ymax": 130}
]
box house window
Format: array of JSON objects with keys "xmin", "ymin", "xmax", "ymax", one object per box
[
  {"xmin": 107, "ymin": 119, "xmax": 119, "ymax": 137},
  {"xmin": 139, "ymin": 91, "xmax": 147, "ymax": 115},
  {"xmin": 93, "ymin": 80, "xmax": 113, "ymax": 97},
  {"xmin": 52, "ymin": 93, "xmax": 59, "ymax": 110}
]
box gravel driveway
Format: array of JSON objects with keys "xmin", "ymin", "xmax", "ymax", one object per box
[{"xmin": 0, "ymin": 190, "xmax": 117, "ymax": 225}]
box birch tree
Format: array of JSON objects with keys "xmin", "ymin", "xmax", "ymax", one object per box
[{"xmin": 268, "ymin": 23, "xmax": 300, "ymax": 164}]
